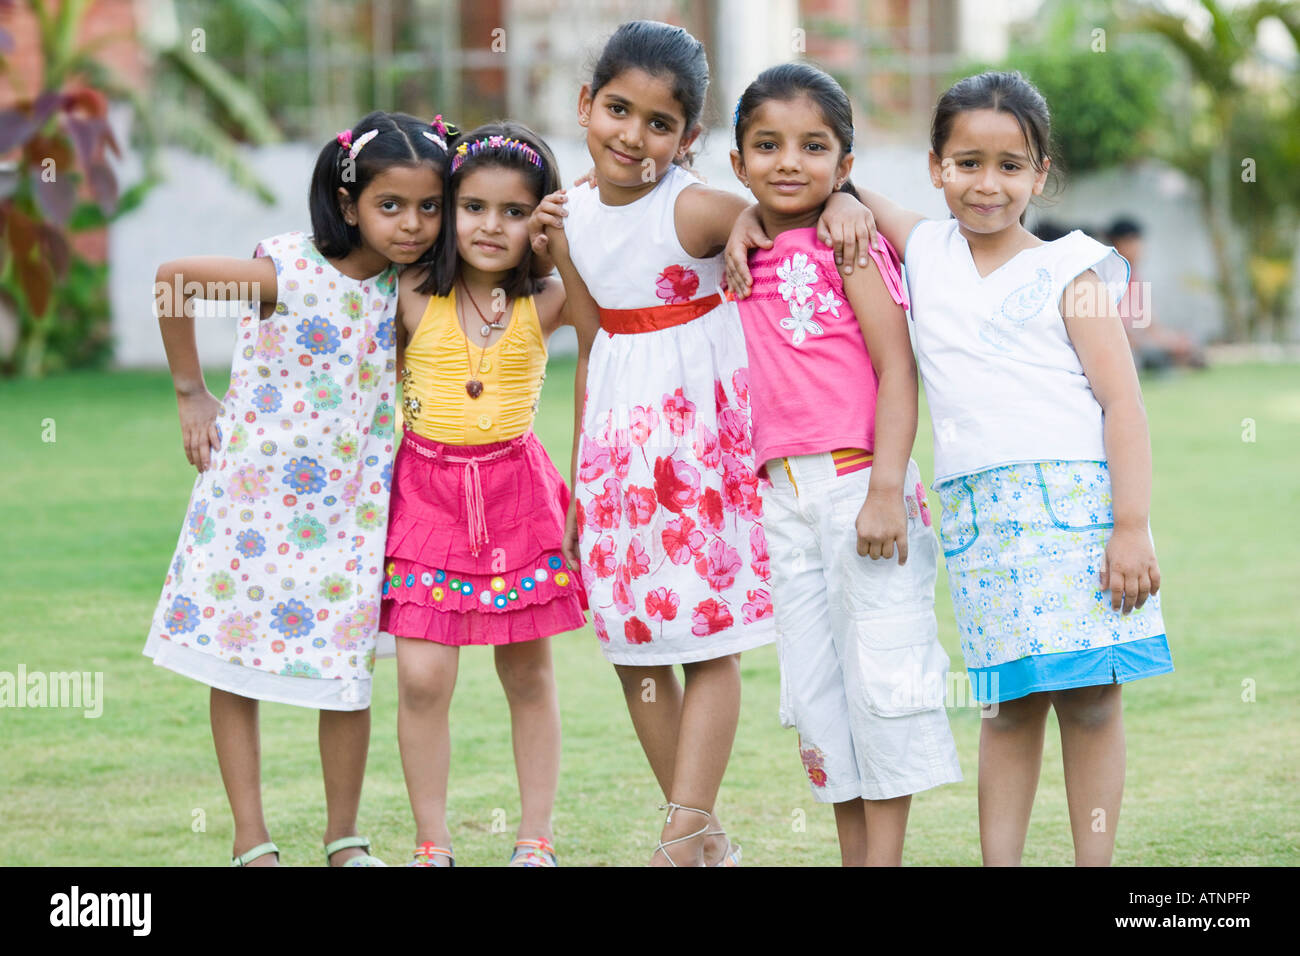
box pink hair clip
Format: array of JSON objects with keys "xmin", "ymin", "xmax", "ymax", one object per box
[
  {"xmin": 422, "ymin": 130, "xmax": 447, "ymax": 151},
  {"xmin": 336, "ymin": 129, "xmax": 353, "ymax": 149},
  {"xmin": 432, "ymin": 114, "xmax": 448, "ymax": 137}
]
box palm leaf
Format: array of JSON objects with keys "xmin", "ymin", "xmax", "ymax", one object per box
[
  {"xmin": 224, "ymin": 0, "xmax": 293, "ymax": 38},
  {"xmin": 1132, "ymin": 9, "xmax": 1238, "ymax": 93},
  {"xmin": 160, "ymin": 45, "xmax": 283, "ymax": 145},
  {"xmin": 157, "ymin": 104, "xmax": 277, "ymax": 205}
]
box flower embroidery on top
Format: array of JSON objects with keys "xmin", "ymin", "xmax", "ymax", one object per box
[
  {"xmin": 816, "ymin": 288, "xmax": 842, "ymax": 318},
  {"xmin": 780, "ymin": 299, "xmax": 822, "ymax": 346},
  {"xmin": 776, "ymin": 253, "xmax": 825, "ymax": 346},
  {"xmin": 776, "ymin": 252, "xmax": 817, "ymax": 305},
  {"xmin": 980, "ymin": 267, "xmax": 1052, "ymax": 352},
  {"xmin": 655, "ymin": 265, "xmax": 700, "ymax": 304}
]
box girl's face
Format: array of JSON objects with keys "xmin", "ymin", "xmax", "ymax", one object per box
[
  {"xmin": 730, "ymin": 95, "xmax": 852, "ymax": 220},
  {"xmin": 579, "ymin": 68, "xmax": 699, "ymax": 198},
  {"xmin": 453, "ymin": 165, "xmax": 538, "ymax": 276},
  {"xmin": 339, "ymin": 163, "xmax": 443, "ymax": 265},
  {"xmin": 928, "ymin": 108, "xmax": 1049, "ymax": 237}
]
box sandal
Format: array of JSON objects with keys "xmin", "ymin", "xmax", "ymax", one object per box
[
  {"xmin": 705, "ymin": 829, "xmax": 743, "ymax": 867},
  {"xmin": 231, "ymin": 841, "xmax": 279, "ymax": 867},
  {"xmin": 407, "ymin": 841, "xmax": 455, "ymax": 867},
  {"xmin": 509, "ymin": 838, "xmax": 557, "ymax": 867},
  {"xmin": 324, "ymin": 835, "xmax": 387, "ymax": 867},
  {"xmin": 652, "ymin": 802, "xmax": 712, "ymax": 867}
]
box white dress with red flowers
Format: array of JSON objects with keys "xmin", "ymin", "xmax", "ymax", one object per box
[
  {"xmin": 144, "ymin": 231, "xmax": 399, "ymax": 710},
  {"xmin": 564, "ymin": 165, "xmax": 776, "ymax": 665}
]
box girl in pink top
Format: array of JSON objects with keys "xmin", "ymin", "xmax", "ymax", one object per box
[{"xmin": 728, "ymin": 64, "xmax": 961, "ymax": 865}]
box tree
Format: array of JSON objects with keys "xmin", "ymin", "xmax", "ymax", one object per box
[{"xmin": 1127, "ymin": 0, "xmax": 1300, "ymax": 342}]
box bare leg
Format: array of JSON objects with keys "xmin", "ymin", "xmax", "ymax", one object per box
[
  {"xmin": 1052, "ymin": 683, "xmax": 1125, "ymax": 866},
  {"xmin": 833, "ymin": 800, "xmax": 868, "ymax": 866},
  {"xmin": 210, "ymin": 688, "xmax": 277, "ymax": 866},
  {"xmin": 396, "ymin": 637, "xmax": 460, "ymax": 855},
  {"xmin": 319, "ymin": 707, "xmax": 371, "ymax": 865},
  {"xmin": 613, "ymin": 664, "xmax": 731, "ymax": 864},
  {"xmin": 494, "ymin": 638, "xmax": 559, "ymax": 845},
  {"xmin": 651, "ymin": 654, "xmax": 742, "ymax": 867},
  {"xmin": 862, "ymin": 795, "xmax": 912, "ymax": 866},
  {"xmin": 979, "ymin": 692, "xmax": 1052, "ymax": 865}
]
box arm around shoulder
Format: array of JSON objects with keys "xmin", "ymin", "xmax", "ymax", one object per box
[
  {"xmin": 850, "ymin": 186, "xmax": 926, "ymax": 259},
  {"xmin": 675, "ymin": 185, "xmax": 752, "ymax": 259}
]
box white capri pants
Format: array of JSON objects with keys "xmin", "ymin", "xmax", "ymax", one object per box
[{"xmin": 764, "ymin": 453, "xmax": 962, "ymax": 802}]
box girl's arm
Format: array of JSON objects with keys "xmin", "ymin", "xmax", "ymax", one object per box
[
  {"xmin": 532, "ymin": 276, "xmax": 569, "ymax": 338},
  {"xmin": 1062, "ymin": 270, "xmax": 1159, "ymax": 615},
  {"xmin": 851, "ymin": 187, "xmax": 925, "ymax": 256},
  {"xmin": 535, "ymin": 209, "xmax": 600, "ymax": 572},
  {"xmin": 155, "ymin": 256, "xmax": 277, "ymax": 472},
  {"xmin": 721, "ymin": 192, "xmax": 880, "ymax": 298},
  {"xmin": 841, "ymin": 257, "xmax": 917, "ymax": 564},
  {"xmin": 675, "ymin": 186, "xmax": 754, "ymax": 259}
]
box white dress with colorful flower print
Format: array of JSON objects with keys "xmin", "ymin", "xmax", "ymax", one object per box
[
  {"xmin": 144, "ymin": 231, "xmax": 399, "ymax": 710},
  {"xmin": 564, "ymin": 165, "xmax": 777, "ymax": 665}
]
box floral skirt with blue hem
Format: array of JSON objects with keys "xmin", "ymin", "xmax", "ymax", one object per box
[{"xmin": 935, "ymin": 460, "xmax": 1173, "ymax": 705}]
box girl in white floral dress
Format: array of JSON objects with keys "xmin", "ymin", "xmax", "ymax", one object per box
[
  {"xmin": 145, "ymin": 112, "xmax": 451, "ymax": 866},
  {"xmin": 532, "ymin": 21, "xmax": 873, "ymax": 866}
]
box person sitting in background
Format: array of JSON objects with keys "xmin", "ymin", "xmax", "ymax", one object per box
[{"xmin": 1105, "ymin": 217, "xmax": 1207, "ymax": 370}]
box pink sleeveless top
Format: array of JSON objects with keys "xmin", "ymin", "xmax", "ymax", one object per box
[{"xmin": 737, "ymin": 226, "xmax": 908, "ymax": 470}]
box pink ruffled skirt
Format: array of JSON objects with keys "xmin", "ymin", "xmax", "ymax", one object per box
[{"xmin": 380, "ymin": 430, "xmax": 588, "ymax": 645}]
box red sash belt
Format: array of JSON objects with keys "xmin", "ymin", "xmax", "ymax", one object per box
[{"xmin": 598, "ymin": 292, "xmax": 723, "ymax": 335}]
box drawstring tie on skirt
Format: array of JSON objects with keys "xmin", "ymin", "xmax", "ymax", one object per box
[{"xmin": 405, "ymin": 436, "xmax": 523, "ymax": 557}]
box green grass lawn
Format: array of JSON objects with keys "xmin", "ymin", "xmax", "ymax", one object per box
[{"xmin": 1, "ymin": 359, "xmax": 1297, "ymax": 866}]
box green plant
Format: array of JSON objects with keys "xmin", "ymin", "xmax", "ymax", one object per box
[
  {"xmin": 992, "ymin": 48, "xmax": 1171, "ymax": 175},
  {"xmin": 0, "ymin": 0, "xmax": 285, "ymax": 377},
  {"xmin": 1127, "ymin": 0, "xmax": 1300, "ymax": 342}
]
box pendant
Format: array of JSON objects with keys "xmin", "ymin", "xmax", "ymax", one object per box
[
  {"xmin": 480, "ymin": 324, "xmax": 492, "ymax": 337},
  {"xmin": 466, "ymin": 380, "xmax": 483, "ymax": 398}
]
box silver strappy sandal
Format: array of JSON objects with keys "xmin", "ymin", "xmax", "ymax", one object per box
[{"xmin": 652, "ymin": 802, "xmax": 712, "ymax": 867}]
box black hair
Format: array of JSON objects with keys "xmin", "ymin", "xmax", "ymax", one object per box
[
  {"xmin": 931, "ymin": 71, "xmax": 1059, "ymax": 220},
  {"xmin": 308, "ymin": 110, "xmax": 453, "ymax": 260},
  {"xmin": 733, "ymin": 62, "xmax": 859, "ymax": 200},
  {"xmin": 590, "ymin": 19, "xmax": 709, "ymax": 167},
  {"xmin": 932, "ymin": 71, "xmax": 1053, "ymax": 172},
  {"xmin": 424, "ymin": 120, "xmax": 561, "ymax": 299},
  {"xmin": 1106, "ymin": 217, "xmax": 1143, "ymax": 241}
]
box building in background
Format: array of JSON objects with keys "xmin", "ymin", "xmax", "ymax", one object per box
[{"xmin": 0, "ymin": 0, "xmax": 1236, "ymax": 365}]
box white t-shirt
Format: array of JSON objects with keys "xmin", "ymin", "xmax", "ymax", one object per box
[{"xmin": 904, "ymin": 218, "xmax": 1129, "ymax": 483}]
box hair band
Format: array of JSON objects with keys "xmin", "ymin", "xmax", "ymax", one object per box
[{"xmin": 450, "ymin": 135, "xmax": 543, "ymax": 175}]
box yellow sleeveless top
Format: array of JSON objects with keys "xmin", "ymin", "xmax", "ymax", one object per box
[{"xmin": 400, "ymin": 289, "xmax": 547, "ymax": 444}]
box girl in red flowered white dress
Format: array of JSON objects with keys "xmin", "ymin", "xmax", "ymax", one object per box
[{"xmin": 531, "ymin": 20, "xmax": 873, "ymax": 866}]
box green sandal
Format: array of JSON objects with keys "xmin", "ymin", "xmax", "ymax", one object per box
[
  {"xmin": 231, "ymin": 842, "xmax": 280, "ymax": 867},
  {"xmin": 324, "ymin": 836, "xmax": 387, "ymax": 867}
]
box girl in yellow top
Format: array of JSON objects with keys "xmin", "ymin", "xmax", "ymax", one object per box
[{"xmin": 382, "ymin": 122, "xmax": 585, "ymax": 867}]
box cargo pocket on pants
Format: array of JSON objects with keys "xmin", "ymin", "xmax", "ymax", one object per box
[{"xmin": 847, "ymin": 609, "xmax": 951, "ymax": 718}]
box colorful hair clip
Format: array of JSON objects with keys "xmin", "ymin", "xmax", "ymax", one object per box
[
  {"xmin": 336, "ymin": 129, "xmax": 353, "ymax": 149},
  {"xmin": 732, "ymin": 97, "xmax": 743, "ymax": 127},
  {"xmin": 433, "ymin": 114, "xmax": 448, "ymax": 137},
  {"xmin": 449, "ymin": 136, "xmax": 544, "ymax": 175}
]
